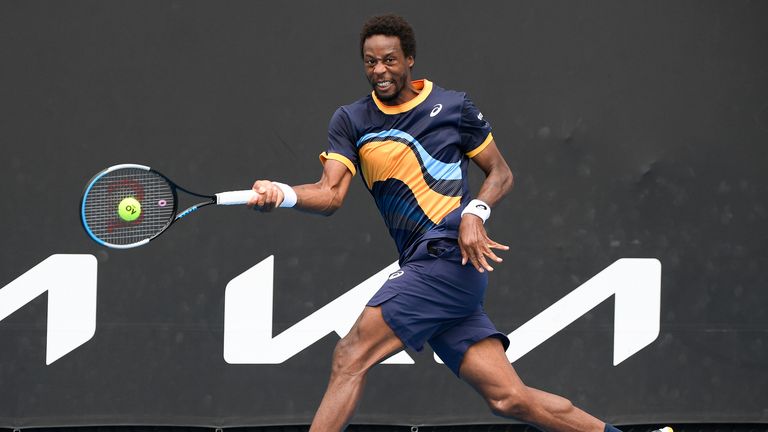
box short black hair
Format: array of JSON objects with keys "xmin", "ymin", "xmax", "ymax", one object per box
[{"xmin": 359, "ymin": 14, "xmax": 416, "ymax": 60}]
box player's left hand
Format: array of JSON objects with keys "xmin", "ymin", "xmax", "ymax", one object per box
[
  {"xmin": 247, "ymin": 180, "xmax": 285, "ymax": 212},
  {"xmin": 458, "ymin": 215, "xmax": 509, "ymax": 273}
]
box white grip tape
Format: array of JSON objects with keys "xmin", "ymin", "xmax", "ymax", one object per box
[
  {"xmin": 461, "ymin": 199, "xmax": 491, "ymax": 223},
  {"xmin": 216, "ymin": 190, "xmax": 257, "ymax": 205}
]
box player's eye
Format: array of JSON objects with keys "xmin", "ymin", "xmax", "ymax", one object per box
[{"xmin": 384, "ymin": 57, "xmax": 395, "ymax": 64}]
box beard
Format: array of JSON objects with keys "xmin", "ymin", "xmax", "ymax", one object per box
[
  {"xmin": 374, "ymin": 88, "xmax": 397, "ymax": 102},
  {"xmin": 370, "ymin": 76, "xmax": 404, "ymax": 102}
]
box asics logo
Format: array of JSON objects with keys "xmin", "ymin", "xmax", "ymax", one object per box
[
  {"xmin": 430, "ymin": 104, "xmax": 443, "ymax": 117},
  {"xmin": 388, "ymin": 270, "xmax": 405, "ymax": 280}
]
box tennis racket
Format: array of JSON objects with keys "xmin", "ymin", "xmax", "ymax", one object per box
[{"xmin": 80, "ymin": 163, "xmax": 256, "ymax": 249}]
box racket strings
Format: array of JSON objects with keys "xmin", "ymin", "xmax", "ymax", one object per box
[{"xmin": 83, "ymin": 168, "xmax": 175, "ymax": 246}]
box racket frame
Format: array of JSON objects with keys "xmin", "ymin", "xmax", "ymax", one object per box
[{"xmin": 80, "ymin": 164, "xmax": 219, "ymax": 249}]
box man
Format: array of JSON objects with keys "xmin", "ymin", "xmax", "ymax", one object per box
[{"xmin": 249, "ymin": 14, "xmax": 669, "ymax": 432}]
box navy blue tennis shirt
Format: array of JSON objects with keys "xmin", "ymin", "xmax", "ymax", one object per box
[{"xmin": 320, "ymin": 79, "xmax": 494, "ymax": 261}]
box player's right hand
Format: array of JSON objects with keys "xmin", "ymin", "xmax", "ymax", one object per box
[{"xmin": 247, "ymin": 180, "xmax": 285, "ymax": 212}]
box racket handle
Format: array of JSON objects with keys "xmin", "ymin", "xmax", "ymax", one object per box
[{"xmin": 216, "ymin": 190, "xmax": 257, "ymax": 205}]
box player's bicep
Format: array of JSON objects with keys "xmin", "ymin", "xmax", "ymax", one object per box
[
  {"xmin": 470, "ymin": 139, "xmax": 508, "ymax": 176},
  {"xmin": 469, "ymin": 139, "xmax": 514, "ymax": 206},
  {"xmin": 319, "ymin": 158, "xmax": 354, "ymax": 198}
]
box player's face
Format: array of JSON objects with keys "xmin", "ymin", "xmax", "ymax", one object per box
[{"xmin": 362, "ymin": 35, "xmax": 415, "ymax": 105}]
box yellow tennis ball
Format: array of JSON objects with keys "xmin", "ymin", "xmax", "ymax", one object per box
[{"xmin": 118, "ymin": 197, "xmax": 142, "ymax": 222}]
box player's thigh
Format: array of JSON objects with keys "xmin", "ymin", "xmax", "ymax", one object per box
[
  {"xmin": 337, "ymin": 306, "xmax": 405, "ymax": 368},
  {"xmin": 459, "ymin": 337, "xmax": 527, "ymax": 400}
]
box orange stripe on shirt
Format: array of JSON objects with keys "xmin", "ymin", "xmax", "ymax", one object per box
[{"xmin": 359, "ymin": 140, "xmax": 461, "ymax": 224}]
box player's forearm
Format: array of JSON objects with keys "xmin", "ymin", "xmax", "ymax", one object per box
[
  {"xmin": 475, "ymin": 163, "xmax": 514, "ymax": 208},
  {"xmin": 258, "ymin": 160, "xmax": 352, "ymax": 216},
  {"xmin": 293, "ymin": 182, "xmax": 346, "ymax": 216}
]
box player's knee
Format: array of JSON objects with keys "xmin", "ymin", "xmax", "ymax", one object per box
[
  {"xmin": 549, "ymin": 394, "xmax": 575, "ymax": 415},
  {"xmin": 487, "ymin": 389, "xmax": 532, "ymax": 420},
  {"xmin": 330, "ymin": 336, "xmax": 368, "ymax": 377}
]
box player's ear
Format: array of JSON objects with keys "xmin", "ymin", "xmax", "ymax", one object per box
[{"xmin": 407, "ymin": 56, "xmax": 414, "ymax": 69}]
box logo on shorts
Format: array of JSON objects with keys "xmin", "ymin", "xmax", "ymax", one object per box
[
  {"xmin": 430, "ymin": 104, "xmax": 443, "ymax": 117},
  {"xmin": 388, "ymin": 270, "xmax": 405, "ymax": 280}
]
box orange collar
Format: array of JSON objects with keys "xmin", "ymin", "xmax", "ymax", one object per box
[{"xmin": 371, "ymin": 79, "xmax": 433, "ymax": 114}]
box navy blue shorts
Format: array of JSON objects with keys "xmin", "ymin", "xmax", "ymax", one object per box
[{"xmin": 367, "ymin": 238, "xmax": 510, "ymax": 376}]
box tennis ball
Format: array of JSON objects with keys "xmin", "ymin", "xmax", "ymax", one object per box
[{"xmin": 118, "ymin": 197, "xmax": 142, "ymax": 222}]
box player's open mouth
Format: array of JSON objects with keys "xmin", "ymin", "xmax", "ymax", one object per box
[{"xmin": 376, "ymin": 80, "xmax": 394, "ymax": 90}]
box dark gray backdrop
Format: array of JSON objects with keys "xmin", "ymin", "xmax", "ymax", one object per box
[{"xmin": 1, "ymin": 0, "xmax": 767, "ymax": 428}]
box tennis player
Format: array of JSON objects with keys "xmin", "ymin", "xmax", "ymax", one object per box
[{"xmin": 249, "ymin": 14, "xmax": 669, "ymax": 432}]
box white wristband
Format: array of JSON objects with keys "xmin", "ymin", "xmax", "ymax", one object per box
[
  {"xmin": 461, "ymin": 199, "xmax": 491, "ymax": 223},
  {"xmin": 273, "ymin": 182, "xmax": 297, "ymax": 208}
]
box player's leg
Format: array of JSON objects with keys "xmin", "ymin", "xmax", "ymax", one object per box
[
  {"xmin": 459, "ymin": 337, "xmax": 606, "ymax": 432},
  {"xmin": 309, "ymin": 305, "xmax": 404, "ymax": 432}
]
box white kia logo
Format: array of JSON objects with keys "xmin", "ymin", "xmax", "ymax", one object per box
[
  {"xmin": 430, "ymin": 104, "xmax": 443, "ymax": 117},
  {"xmin": 388, "ymin": 270, "xmax": 405, "ymax": 280}
]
